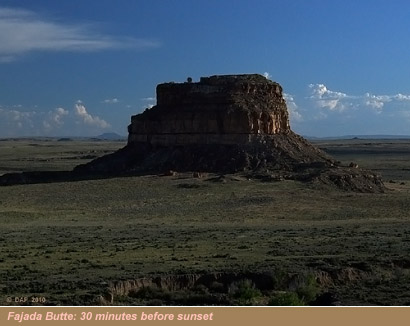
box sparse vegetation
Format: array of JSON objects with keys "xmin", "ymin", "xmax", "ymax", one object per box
[
  {"xmin": 1, "ymin": 138, "xmax": 410, "ymax": 305},
  {"xmin": 269, "ymin": 292, "xmax": 305, "ymax": 306},
  {"xmin": 295, "ymin": 274, "xmax": 320, "ymax": 304},
  {"xmin": 228, "ymin": 279, "xmax": 262, "ymax": 305}
]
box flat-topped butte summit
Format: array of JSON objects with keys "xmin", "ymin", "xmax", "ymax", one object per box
[
  {"xmin": 0, "ymin": 74, "xmax": 385, "ymax": 192},
  {"xmin": 128, "ymin": 74, "xmax": 290, "ymax": 146}
]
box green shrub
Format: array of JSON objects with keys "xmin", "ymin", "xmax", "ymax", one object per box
[
  {"xmin": 228, "ymin": 279, "xmax": 261, "ymax": 305},
  {"xmin": 296, "ymin": 274, "xmax": 319, "ymax": 303},
  {"xmin": 269, "ymin": 292, "xmax": 305, "ymax": 306}
]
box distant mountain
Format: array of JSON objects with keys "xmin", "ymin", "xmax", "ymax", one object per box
[{"xmin": 95, "ymin": 133, "xmax": 127, "ymax": 141}]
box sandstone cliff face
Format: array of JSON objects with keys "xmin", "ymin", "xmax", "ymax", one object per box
[{"xmin": 128, "ymin": 74, "xmax": 290, "ymax": 146}]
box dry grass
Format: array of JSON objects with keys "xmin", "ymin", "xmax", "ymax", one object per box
[{"xmin": 1, "ymin": 138, "xmax": 410, "ymax": 305}]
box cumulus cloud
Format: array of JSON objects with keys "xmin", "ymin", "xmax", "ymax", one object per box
[
  {"xmin": 0, "ymin": 105, "xmax": 70, "ymax": 135},
  {"xmin": 308, "ymin": 83, "xmax": 410, "ymax": 114},
  {"xmin": 299, "ymin": 82, "xmax": 410, "ymax": 136},
  {"xmin": 51, "ymin": 107, "xmax": 69, "ymax": 124},
  {"xmin": 74, "ymin": 102, "xmax": 110, "ymax": 129},
  {"xmin": 394, "ymin": 94, "xmax": 410, "ymax": 101},
  {"xmin": 284, "ymin": 93, "xmax": 303, "ymax": 122},
  {"xmin": 43, "ymin": 107, "xmax": 69, "ymax": 131},
  {"xmin": 0, "ymin": 106, "xmax": 37, "ymax": 135},
  {"xmin": 263, "ymin": 72, "xmax": 271, "ymax": 79},
  {"xmin": 308, "ymin": 83, "xmax": 350, "ymax": 111},
  {"xmin": 364, "ymin": 93, "xmax": 390, "ymax": 111},
  {"xmin": 0, "ymin": 102, "xmax": 115, "ymax": 136},
  {"xmin": 0, "ymin": 107, "xmax": 34, "ymax": 124},
  {"xmin": 363, "ymin": 93, "xmax": 410, "ymax": 112},
  {"xmin": 0, "ymin": 7, "xmax": 160, "ymax": 62}
]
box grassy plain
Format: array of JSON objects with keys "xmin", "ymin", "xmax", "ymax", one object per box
[{"xmin": 1, "ymin": 138, "xmax": 410, "ymax": 305}]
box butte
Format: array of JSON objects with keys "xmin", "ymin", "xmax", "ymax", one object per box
[{"xmin": 73, "ymin": 74, "xmax": 384, "ymax": 192}]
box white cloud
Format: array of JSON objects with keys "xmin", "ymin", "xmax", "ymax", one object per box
[
  {"xmin": 364, "ymin": 93, "xmax": 390, "ymax": 111},
  {"xmin": 43, "ymin": 107, "xmax": 69, "ymax": 131},
  {"xmin": 74, "ymin": 102, "xmax": 110, "ymax": 129},
  {"xmin": 0, "ymin": 7, "xmax": 160, "ymax": 62},
  {"xmin": 2, "ymin": 108, "xmax": 34, "ymax": 123},
  {"xmin": 308, "ymin": 83, "xmax": 350, "ymax": 111},
  {"xmin": 42, "ymin": 120, "xmax": 51, "ymax": 130},
  {"xmin": 0, "ymin": 102, "xmax": 116, "ymax": 136},
  {"xmin": 363, "ymin": 93, "xmax": 410, "ymax": 112},
  {"xmin": 141, "ymin": 97, "xmax": 156, "ymax": 110},
  {"xmin": 51, "ymin": 107, "xmax": 69, "ymax": 124},
  {"xmin": 284, "ymin": 93, "xmax": 303, "ymax": 122},
  {"xmin": 309, "ymin": 83, "xmax": 410, "ymax": 115},
  {"xmin": 102, "ymin": 98, "xmax": 119, "ymax": 104},
  {"xmin": 0, "ymin": 107, "xmax": 36, "ymax": 133},
  {"xmin": 0, "ymin": 106, "xmax": 70, "ymax": 135},
  {"xmin": 395, "ymin": 94, "xmax": 410, "ymax": 101},
  {"xmin": 142, "ymin": 97, "xmax": 156, "ymax": 102},
  {"xmin": 263, "ymin": 72, "xmax": 271, "ymax": 79}
]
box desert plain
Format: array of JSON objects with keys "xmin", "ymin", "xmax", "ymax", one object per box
[{"xmin": 1, "ymin": 138, "xmax": 410, "ymax": 305}]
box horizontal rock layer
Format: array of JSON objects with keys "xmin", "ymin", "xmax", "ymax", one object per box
[{"xmin": 128, "ymin": 74, "xmax": 290, "ymax": 146}]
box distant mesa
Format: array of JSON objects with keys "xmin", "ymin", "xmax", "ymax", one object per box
[
  {"xmin": 95, "ymin": 133, "xmax": 126, "ymax": 141},
  {"xmin": 0, "ymin": 74, "xmax": 385, "ymax": 192}
]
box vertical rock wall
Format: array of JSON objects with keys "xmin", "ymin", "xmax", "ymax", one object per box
[{"xmin": 128, "ymin": 74, "xmax": 290, "ymax": 146}]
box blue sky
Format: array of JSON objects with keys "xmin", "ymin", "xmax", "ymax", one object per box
[{"xmin": 1, "ymin": 0, "xmax": 410, "ymax": 137}]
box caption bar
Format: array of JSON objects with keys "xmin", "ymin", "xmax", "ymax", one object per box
[{"xmin": 7, "ymin": 311, "xmax": 214, "ymax": 323}]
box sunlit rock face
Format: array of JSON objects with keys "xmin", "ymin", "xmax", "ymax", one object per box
[{"xmin": 128, "ymin": 74, "xmax": 290, "ymax": 146}]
